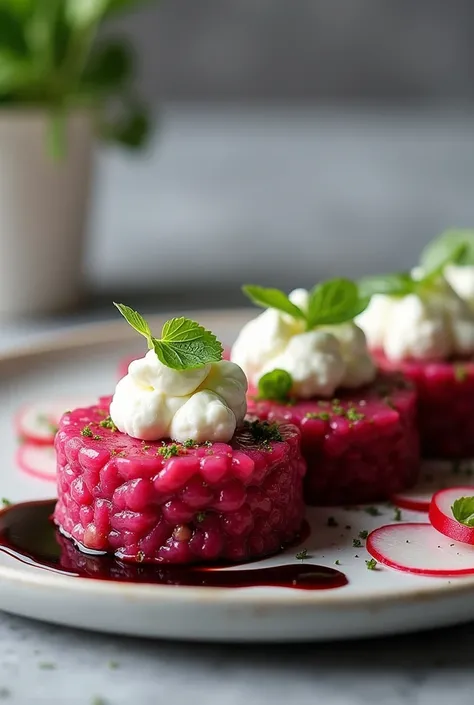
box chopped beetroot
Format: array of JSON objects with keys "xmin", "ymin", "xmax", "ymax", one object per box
[
  {"xmin": 53, "ymin": 402, "xmax": 306, "ymax": 564},
  {"xmin": 248, "ymin": 374, "xmax": 420, "ymax": 506},
  {"xmin": 374, "ymin": 352, "xmax": 474, "ymax": 458}
]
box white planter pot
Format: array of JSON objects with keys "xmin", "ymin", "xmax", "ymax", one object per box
[{"xmin": 0, "ymin": 109, "xmax": 95, "ymax": 317}]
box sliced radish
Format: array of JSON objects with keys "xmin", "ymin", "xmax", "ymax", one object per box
[
  {"xmin": 429, "ymin": 486, "xmax": 474, "ymax": 545},
  {"xmin": 391, "ymin": 460, "xmax": 474, "ymax": 512},
  {"xmin": 16, "ymin": 398, "xmax": 95, "ymax": 445},
  {"xmin": 367, "ymin": 523, "xmax": 474, "ymax": 576},
  {"xmin": 17, "ymin": 443, "xmax": 57, "ymax": 482}
]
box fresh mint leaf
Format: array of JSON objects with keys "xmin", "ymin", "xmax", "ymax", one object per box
[
  {"xmin": 242, "ymin": 285, "xmax": 306, "ymax": 321},
  {"xmin": 153, "ymin": 317, "xmax": 223, "ymax": 370},
  {"xmin": 452, "ymin": 496, "xmax": 474, "ymax": 527},
  {"xmin": 421, "ymin": 229, "xmax": 474, "ymax": 272},
  {"xmin": 258, "ymin": 369, "xmax": 293, "ymax": 402},
  {"xmin": 358, "ymin": 272, "xmax": 415, "ymax": 299},
  {"xmin": 113, "ymin": 302, "xmax": 152, "ymax": 346},
  {"xmin": 114, "ymin": 306, "xmax": 223, "ymax": 370},
  {"xmin": 421, "ymin": 241, "xmax": 467, "ymax": 283},
  {"xmin": 307, "ymin": 278, "xmax": 369, "ymax": 328}
]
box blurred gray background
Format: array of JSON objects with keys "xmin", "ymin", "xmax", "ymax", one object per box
[
  {"xmin": 85, "ymin": 0, "xmax": 474, "ymax": 307},
  {"xmin": 114, "ymin": 0, "xmax": 474, "ymax": 104}
]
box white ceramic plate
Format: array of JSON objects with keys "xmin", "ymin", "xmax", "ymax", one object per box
[{"xmin": 1, "ymin": 309, "xmax": 474, "ymax": 643}]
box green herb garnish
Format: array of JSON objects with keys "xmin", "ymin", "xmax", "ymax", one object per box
[
  {"xmin": 1, "ymin": 498, "xmax": 11, "ymax": 507},
  {"xmin": 108, "ymin": 661, "xmax": 119, "ymax": 670},
  {"xmin": 81, "ymin": 425, "xmax": 94, "ymax": 438},
  {"xmin": 99, "ymin": 416, "xmax": 118, "ymax": 432},
  {"xmin": 295, "ymin": 549, "xmax": 309, "ymax": 561},
  {"xmin": 257, "ymin": 369, "xmax": 293, "ymax": 402},
  {"xmin": 358, "ymin": 240, "xmax": 467, "ymax": 299},
  {"xmin": 183, "ymin": 439, "xmax": 196, "ymax": 448},
  {"xmin": 158, "ymin": 445, "xmax": 180, "ymax": 460},
  {"xmin": 352, "ymin": 539, "xmax": 362, "ymax": 548},
  {"xmin": 420, "ymin": 229, "xmax": 474, "ymax": 270},
  {"xmin": 365, "ymin": 558, "xmax": 377, "ymax": 570},
  {"xmin": 454, "ymin": 364, "xmax": 468, "ymax": 383},
  {"xmin": 394, "ymin": 507, "xmax": 402, "ymax": 521},
  {"xmin": 38, "ymin": 662, "xmax": 56, "ymax": 670},
  {"xmin": 358, "ymin": 530, "xmax": 368, "ymax": 539},
  {"xmin": 244, "ymin": 419, "xmax": 282, "ymax": 444},
  {"xmin": 346, "ymin": 408, "xmax": 365, "ymax": 423},
  {"xmin": 452, "ymin": 495, "xmax": 474, "ymax": 527},
  {"xmin": 114, "ymin": 304, "xmax": 223, "ymax": 370},
  {"xmin": 364, "ymin": 506, "xmax": 382, "ymax": 517},
  {"xmin": 196, "ymin": 511, "xmax": 206, "ymax": 523},
  {"xmin": 334, "ymin": 559, "xmax": 341, "ymax": 566},
  {"xmin": 306, "ymin": 412, "xmax": 330, "ymax": 421},
  {"xmin": 243, "ymin": 278, "xmax": 369, "ymax": 331}
]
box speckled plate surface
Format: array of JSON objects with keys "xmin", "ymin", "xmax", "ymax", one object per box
[{"xmin": 1, "ymin": 310, "xmax": 474, "ymax": 643}]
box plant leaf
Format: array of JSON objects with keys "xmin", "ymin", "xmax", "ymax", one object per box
[
  {"xmin": 153, "ymin": 318, "xmax": 223, "ymax": 370},
  {"xmin": 452, "ymin": 496, "xmax": 474, "ymax": 527},
  {"xmin": 242, "ymin": 285, "xmax": 306, "ymax": 321},
  {"xmin": 257, "ymin": 369, "xmax": 293, "ymax": 402},
  {"xmin": 308, "ymin": 278, "xmax": 368, "ymax": 327},
  {"xmin": 83, "ymin": 39, "xmax": 132, "ymax": 90},
  {"xmin": 113, "ymin": 302, "xmax": 152, "ymax": 344},
  {"xmin": 357, "ymin": 272, "xmax": 415, "ymax": 299},
  {"xmin": 101, "ymin": 98, "xmax": 151, "ymax": 149},
  {"xmin": 0, "ymin": 6, "xmax": 28, "ymax": 55},
  {"xmin": 65, "ymin": 0, "xmax": 109, "ymax": 28},
  {"xmin": 105, "ymin": 0, "xmax": 158, "ymax": 16}
]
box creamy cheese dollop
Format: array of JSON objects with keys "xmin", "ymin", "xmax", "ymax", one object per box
[
  {"xmin": 231, "ymin": 289, "xmax": 376, "ymax": 399},
  {"xmin": 110, "ymin": 351, "xmax": 247, "ymax": 443},
  {"xmin": 356, "ymin": 278, "xmax": 474, "ymax": 361}
]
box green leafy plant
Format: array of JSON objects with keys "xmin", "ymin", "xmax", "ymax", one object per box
[
  {"xmin": 243, "ymin": 278, "xmax": 369, "ymax": 331},
  {"xmin": 114, "ymin": 303, "xmax": 223, "ymax": 370},
  {"xmin": 0, "ymin": 0, "xmax": 157, "ymax": 155},
  {"xmin": 452, "ymin": 496, "xmax": 474, "ymax": 527},
  {"xmin": 358, "ymin": 241, "xmax": 467, "ymax": 299}
]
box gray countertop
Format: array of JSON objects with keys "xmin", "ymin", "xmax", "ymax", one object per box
[
  {"xmin": 2, "ymin": 106, "xmax": 474, "ymax": 703},
  {"xmin": 0, "ymin": 609, "xmax": 472, "ymax": 705}
]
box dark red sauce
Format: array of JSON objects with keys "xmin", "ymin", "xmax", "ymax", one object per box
[{"xmin": 0, "ymin": 500, "xmax": 347, "ymax": 591}]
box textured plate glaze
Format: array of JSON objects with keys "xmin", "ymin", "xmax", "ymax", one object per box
[{"xmin": 1, "ymin": 310, "xmax": 474, "ymax": 643}]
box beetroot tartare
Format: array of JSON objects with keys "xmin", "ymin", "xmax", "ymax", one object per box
[
  {"xmin": 248, "ymin": 374, "xmax": 419, "ymax": 506},
  {"xmin": 53, "ymin": 400, "xmax": 306, "ymax": 564},
  {"xmin": 375, "ymin": 353, "xmax": 474, "ymax": 458},
  {"xmin": 357, "ymin": 242, "xmax": 474, "ymax": 459}
]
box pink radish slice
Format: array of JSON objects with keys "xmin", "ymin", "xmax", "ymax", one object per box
[
  {"xmin": 16, "ymin": 398, "xmax": 95, "ymax": 445},
  {"xmin": 17, "ymin": 443, "xmax": 56, "ymax": 482},
  {"xmin": 391, "ymin": 460, "xmax": 474, "ymax": 512},
  {"xmin": 367, "ymin": 523, "xmax": 474, "ymax": 576},
  {"xmin": 429, "ymin": 486, "xmax": 474, "ymax": 545}
]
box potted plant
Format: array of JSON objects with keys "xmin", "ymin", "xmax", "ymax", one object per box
[{"xmin": 0, "ymin": 0, "xmax": 155, "ymax": 317}]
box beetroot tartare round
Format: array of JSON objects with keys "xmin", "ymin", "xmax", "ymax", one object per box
[
  {"xmin": 374, "ymin": 352, "xmax": 474, "ymax": 459},
  {"xmin": 247, "ymin": 374, "xmax": 420, "ymax": 506},
  {"xmin": 53, "ymin": 399, "xmax": 306, "ymax": 564}
]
